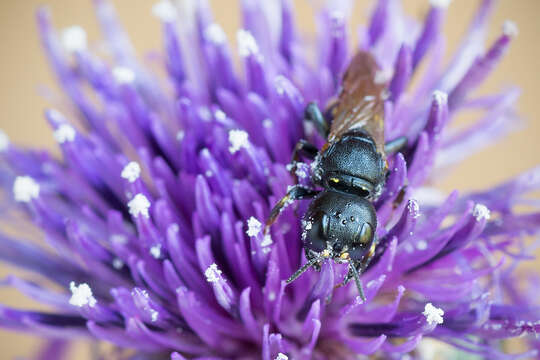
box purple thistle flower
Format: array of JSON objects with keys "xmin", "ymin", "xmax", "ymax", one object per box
[{"xmin": 1, "ymin": 0, "xmax": 539, "ymax": 359}]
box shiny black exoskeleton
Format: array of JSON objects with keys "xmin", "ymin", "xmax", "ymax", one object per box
[{"xmin": 265, "ymin": 104, "xmax": 406, "ymax": 301}]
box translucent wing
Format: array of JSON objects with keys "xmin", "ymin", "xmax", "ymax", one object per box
[{"xmin": 327, "ymin": 51, "xmax": 387, "ymax": 155}]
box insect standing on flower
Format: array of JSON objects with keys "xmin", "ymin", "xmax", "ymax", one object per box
[{"xmin": 265, "ymin": 51, "xmax": 406, "ymax": 300}]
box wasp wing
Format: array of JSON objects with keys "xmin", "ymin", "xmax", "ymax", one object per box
[{"xmin": 327, "ymin": 51, "xmax": 387, "ymax": 155}]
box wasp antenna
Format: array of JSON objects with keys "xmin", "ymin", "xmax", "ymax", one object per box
[
  {"xmin": 286, "ymin": 256, "xmax": 320, "ymax": 284},
  {"xmin": 350, "ymin": 262, "xmax": 366, "ymax": 302}
]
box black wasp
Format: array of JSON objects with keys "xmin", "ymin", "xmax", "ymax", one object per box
[{"xmin": 265, "ymin": 51, "xmax": 406, "ymax": 301}]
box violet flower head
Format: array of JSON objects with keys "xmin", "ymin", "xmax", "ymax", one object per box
[{"xmin": 1, "ymin": 0, "xmax": 540, "ymax": 359}]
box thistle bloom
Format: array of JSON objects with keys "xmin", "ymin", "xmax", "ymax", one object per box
[{"xmin": 1, "ymin": 0, "xmax": 540, "ymax": 359}]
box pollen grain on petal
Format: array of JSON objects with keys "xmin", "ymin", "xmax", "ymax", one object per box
[
  {"xmin": 423, "ymin": 303, "xmax": 444, "ymax": 325},
  {"xmin": 13, "ymin": 176, "xmax": 40, "ymax": 203},
  {"xmin": 128, "ymin": 193, "xmax": 151, "ymax": 218}
]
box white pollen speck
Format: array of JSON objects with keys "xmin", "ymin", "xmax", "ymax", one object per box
[
  {"xmin": 112, "ymin": 258, "xmax": 124, "ymax": 269},
  {"xmin": 152, "ymin": 0, "xmax": 177, "ymax": 22},
  {"xmin": 473, "ymin": 203, "xmax": 491, "ymax": 221},
  {"xmin": 246, "ymin": 216, "xmax": 262, "ymax": 237},
  {"xmin": 150, "ymin": 309, "xmax": 159, "ymax": 322},
  {"xmin": 110, "ymin": 234, "xmax": 127, "ymax": 245},
  {"xmin": 433, "ymin": 90, "xmax": 448, "ymax": 104},
  {"xmin": 408, "ymin": 199, "xmax": 420, "ymax": 218},
  {"xmin": 260, "ymin": 234, "xmax": 273, "ymax": 247},
  {"xmin": 295, "ymin": 167, "xmax": 307, "ymax": 179},
  {"xmin": 150, "ymin": 244, "xmax": 162, "ymax": 259},
  {"xmin": 263, "ymin": 119, "xmax": 273, "ymax": 128},
  {"xmin": 13, "ymin": 176, "xmax": 40, "ymax": 203},
  {"xmin": 121, "ymin": 161, "xmax": 141, "ymax": 183},
  {"xmin": 423, "ymin": 303, "xmax": 444, "ymax": 325},
  {"xmin": 69, "ymin": 282, "xmax": 97, "ymax": 307},
  {"xmin": 204, "ymin": 23, "xmax": 226, "ymax": 44},
  {"xmin": 113, "ymin": 67, "xmax": 136, "ymax": 84},
  {"xmin": 205, "ymin": 170, "xmax": 213, "ymax": 177},
  {"xmin": 430, "ymin": 0, "xmax": 452, "ymax": 8},
  {"xmin": 0, "ymin": 130, "xmax": 9, "ymax": 152},
  {"xmin": 61, "ymin": 26, "xmax": 87, "ymax": 52},
  {"xmin": 53, "ymin": 124, "xmax": 76, "ymax": 143},
  {"xmin": 128, "ymin": 193, "xmax": 151, "ymax": 218},
  {"xmin": 275, "ymin": 353, "xmax": 288, "ymax": 360},
  {"xmin": 416, "ymin": 240, "xmax": 428, "ymax": 250},
  {"xmin": 228, "ymin": 129, "xmax": 249, "ymax": 154},
  {"xmin": 214, "ymin": 110, "xmax": 226, "ymax": 121},
  {"xmin": 237, "ymin": 29, "xmax": 259, "ymax": 57},
  {"xmin": 176, "ymin": 130, "xmax": 185, "ymax": 142},
  {"xmin": 503, "ymin": 20, "xmax": 518, "ymax": 37},
  {"xmin": 205, "ymin": 263, "xmax": 222, "ymax": 283},
  {"xmin": 274, "ymin": 75, "xmax": 288, "ymax": 95}
]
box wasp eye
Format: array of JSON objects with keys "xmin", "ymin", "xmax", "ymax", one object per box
[
  {"xmin": 354, "ymin": 223, "xmax": 373, "ymax": 244},
  {"xmin": 322, "ymin": 213, "xmax": 330, "ymax": 237}
]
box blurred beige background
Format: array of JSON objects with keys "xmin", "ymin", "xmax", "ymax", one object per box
[{"xmin": 0, "ymin": 0, "xmax": 539, "ymax": 359}]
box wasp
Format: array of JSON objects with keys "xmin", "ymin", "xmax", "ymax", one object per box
[{"xmin": 265, "ymin": 51, "xmax": 406, "ymax": 301}]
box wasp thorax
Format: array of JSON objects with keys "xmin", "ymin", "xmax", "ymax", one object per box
[{"xmin": 303, "ymin": 190, "xmax": 377, "ymax": 261}]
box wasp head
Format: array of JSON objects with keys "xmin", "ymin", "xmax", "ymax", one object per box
[{"xmin": 302, "ymin": 190, "xmax": 377, "ymax": 262}]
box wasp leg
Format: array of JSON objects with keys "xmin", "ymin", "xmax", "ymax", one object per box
[
  {"xmin": 289, "ymin": 139, "xmax": 319, "ymax": 183},
  {"xmin": 264, "ymin": 185, "xmax": 319, "ymax": 234},
  {"xmin": 286, "ymin": 256, "xmax": 320, "ymax": 284},
  {"xmin": 335, "ymin": 238, "xmax": 379, "ymax": 301},
  {"xmin": 291, "ymin": 139, "xmax": 319, "ymax": 163},
  {"xmin": 305, "ymin": 102, "xmax": 329, "ymax": 138},
  {"xmin": 384, "ymin": 136, "xmax": 407, "ymax": 155}
]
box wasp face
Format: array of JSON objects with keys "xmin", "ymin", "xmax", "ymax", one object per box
[{"xmin": 302, "ymin": 191, "xmax": 377, "ymax": 262}]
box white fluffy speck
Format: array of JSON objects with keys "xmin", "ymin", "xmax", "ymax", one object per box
[
  {"xmin": 113, "ymin": 67, "xmax": 136, "ymax": 84},
  {"xmin": 423, "ymin": 303, "xmax": 444, "ymax": 325},
  {"xmin": 0, "ymin": 130, "xmax": 9, "ymax": 152},
  {"xmin": 246, "ymin": 216, "xmax": 262, "ymax": 237},
  {"xmin": 432, "ymin": 90, "xmax": 448, "ymax": 104},
  {"xmin": 205, "ymin": 170, "xmax": 213, "ymax": 177},
  {"xmin": 430, "ymin": 0, "xmax": 451, "ymax": 8},
  {"xmin": 128, "ymin": 193, "xmax": 151, "ymax": 218},
  {"xmin": 150, "ymin": 244, "xmax": 162, "ymax": 259},
  {"xmin": 61, "ymin": 26, "xmax": 87, "ymax": 52},
  {"xmin": 121, "ymin": 161, "xmax": 141, "ymax": 183},
  {"xmin": 152, "ymin": 0, "xmax": 177, "ymax": 22},
  {"xmin": 110, "ymin": 234, "xmax": 127, "ymax": 245},
  {"xmin": 214, "ymin": 109, "xmax": 226, "ymax": 121},
  {"xmin": 295, "ymin": 167, "xmax": 308, "ymax": 179},
  {"xmin": 53, "ymin": 124, "xmax": 76, "ymax": 143},
  {"xmin": 204, "ymin": 23, "xmax": 226, "ymax": 44},
  {"xmin": 150, "ymin": 309, "xmax": 159, "ymax": 322},
  {"xmin": 13, "ymin": 176, "xmax": 40, "ymax": 203},
  {"xmin": 416, "ymin": 240, "xmax": 428, "ymax": 250},
  {"xmin": 275, "ymin": 353, "xmax": 288, "ymax": 360},
  {"xmin": 69, "ymin": 282, "xmax": 97, "ymax": 307},
  {"xmin": 260, "ymin": 234, "xmax": 273, "ymax": 247},
  {"xmin": 408, "ymin": 199, "xmax": 420, "ymax": 218},
  {"xmin": 112, "ymin": 258, "xmax": 124, "ymax": 269},
  {"xmin": 263, "ymin": 119, "xmax": 273, "ymax": 128},
  {"xmin": 204, "ymin": 263, "xmax": 222, "ymax": 283},
  {"xmin": 237, "ymin": 29, "xmax": 259, "ymax": 57},
  {"xmin": 176, "ymin": 130, "xmax": 185, "ymax": 142},
  {"xmin": 503, "ymin": 20, "xmax": 518, "ymax": 37},
  {"xmin": 473, "ymin": 203, "xmax": 491, "ymax": 221},
  {"xmin": 228, "ymin": 129, "xmax": 249, "ymax": 154},
  {"xmin": 274, "ymin": 75, "xmax": 288, "ymax": 95}
]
